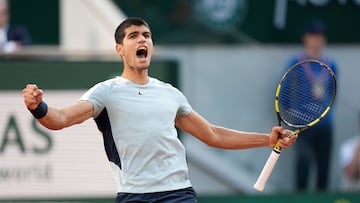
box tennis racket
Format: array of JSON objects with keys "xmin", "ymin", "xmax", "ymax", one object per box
[{"xmin": 253, "ymin": 59, "xmax": 337, "ymax": 192}]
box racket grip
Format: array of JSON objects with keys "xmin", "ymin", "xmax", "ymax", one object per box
[{"xmin": 253, "ymin": 150, "xmax": 281, "ymax": 192}]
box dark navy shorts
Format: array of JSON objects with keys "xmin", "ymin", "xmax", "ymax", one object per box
[{"xmin": 116, "ymin": 187, "xmax": 198, "ymax": 203}]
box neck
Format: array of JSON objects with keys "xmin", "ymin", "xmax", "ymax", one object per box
[
  {"xmin": 305, "ymin": 48, "xmax": 322, "ymax": 59},
  {"xmin": 121, "ymin": 67, "xmax": 149, "ymax": 85}
]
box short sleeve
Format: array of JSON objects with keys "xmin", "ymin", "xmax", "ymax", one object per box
[
  {"xmin": 282, "ymin": 56, "xmax": 300, "ymax": 77},
  {"xmin": 339, "ymin": 138, "xmax": 357, "ymax": 168},
  {"xmin": 287, "ymin": 57, "xmax": 300, "ymax": 68},
  {"xmin": 175, "ymin": 89, "xmax": 192, "ymax": 116},
  {"xmin": 79, "ymin": 82, "xmax": 110, "ymax": 118}
]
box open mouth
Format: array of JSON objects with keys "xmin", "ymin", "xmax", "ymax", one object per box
[{"xmin": 136, "ymin": 47, "xmax": 148, "ymax": 59}]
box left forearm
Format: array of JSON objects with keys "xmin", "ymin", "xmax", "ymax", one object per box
[
  {"xmin": 176, "ymin": 111, "xmax": 293, "ymax": 150},
  {"xmin": 209, "ymin": 125, "xmax": 271, "ymax": 150}
]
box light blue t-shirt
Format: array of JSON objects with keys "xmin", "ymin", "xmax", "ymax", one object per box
[{"xmin": 80, "ymin": 76, "xmax": 193, "ymax": 193}]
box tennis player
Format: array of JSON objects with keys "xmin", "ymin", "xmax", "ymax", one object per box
[{"xmin": 23, "ymin": 17, "xmax": 296, "ymax": 203}]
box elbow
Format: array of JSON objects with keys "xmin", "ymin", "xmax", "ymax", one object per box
[
  {"xmin": 204, "ymin": 125, "xmax": 221, "ymax": 148},
  {"xmin": 46, "ymin": 125, "xmax": 64, "ymax": 131},
  {"xmin": 39, "ymin": 121, "xmax": 64, "ymax": 131},
  {"xmin": 206, "ymin": 141, "xmax": 219, "ymax": 148},
  {"xmin": 38, "ymin": 117, "xmax": 66, "ymax": 131}
]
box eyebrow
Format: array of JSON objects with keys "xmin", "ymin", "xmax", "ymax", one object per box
[{"xmin": 127, "ymin": 31, "xmax": 151, "ymax": 37}]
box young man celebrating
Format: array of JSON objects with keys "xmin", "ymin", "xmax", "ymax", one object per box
[{"xmin": 23, "ymin": 17, "xmax": 296, "ymax": 203}]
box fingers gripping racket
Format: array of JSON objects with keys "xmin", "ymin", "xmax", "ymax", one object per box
[{"xmin": 253, "ymin": 59, "xmax": 337, "ymax": 192}]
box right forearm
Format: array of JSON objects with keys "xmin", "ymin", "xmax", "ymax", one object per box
[
  {"xmin": 38, "ymin": 106, "xmax": 67, "ymax": 130},
  {"xmin": 23, "ymin": 84, "xmax": 93, "ymax": 130},
  {"xmin": 28, "ymin": 100, "xmax": 66, "ymax": 130},
  {"xmin": 35, "ymin": 101, "xmax": 93, "ymax": 130}
]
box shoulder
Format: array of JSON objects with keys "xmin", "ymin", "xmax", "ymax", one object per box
[
  {"xmin": 86, "ymin": 77, "xmax": 119, "ymax": 94},
  {"xmin": 339, "ymin": 136, "xmax": 360, "ymax": 167},
  {"xmin": 7, "ymin": 25, "xmax": 26, "ymax": 32},
  {"xmin": 321, "ymin": 56, "xmax": 338, "ymax": 74},
  {"xmin": 286, "ymin": 53, "xmax": 306, "ymax": 67},
  {"xmin": 7, "ymin": 25, "xmax": 32, "ymax": 44},
  {"xmin": 150, "ymin": 77, "xmax": 177, "ymax": 90},
  {"xmin": 150, "ymin": 77, "xmax": 186, "ymax": 97},
  {"xmin": 340, "ymin": 136, "xmax": 359, "ymax": 153},
  {"xmin": 150, "ymin": 77, "xmax": 170, "ymax": 86},
  {"xmin": 93, "ymin": 77, "xmax": 117, "ymax": 88}
]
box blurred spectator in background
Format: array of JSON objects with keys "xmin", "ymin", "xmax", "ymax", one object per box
[
  {"xmin": 339, "ymin": 113, "xmax": 360, "ymax": 191},
  {"xmin": 285, "ymin": 19, "xmax": 338, "ymax": 192},
  {"xmin": 0, "ymin": 0, "xmax": 31, "ymax": 53}
]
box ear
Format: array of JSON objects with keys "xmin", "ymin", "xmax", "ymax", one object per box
[{"xmin": 115, "ymin": 44, "xmax": 123, "ymax": 56}]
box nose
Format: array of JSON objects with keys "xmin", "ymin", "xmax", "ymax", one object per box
[{"xmin": 138, "ymin": 35, "xmax": 146, "ymax": 43}]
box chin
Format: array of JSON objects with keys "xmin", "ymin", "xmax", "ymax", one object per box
[
  {"xmin": 135, "ymin": 64, "xmax": 150, "ymax": 71},
  {"xmin": 139, "ymin": 61, "xmax": 151, "ymax": 69}
]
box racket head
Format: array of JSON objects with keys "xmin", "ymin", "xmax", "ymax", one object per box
[{"xmin": 275, "ymin": 59, "xmax": 337, "ymax": 130}]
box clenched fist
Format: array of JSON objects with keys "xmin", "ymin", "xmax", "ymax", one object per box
[{"xmin": 23, "ymin": 84, "xmax": 43, "ymax": 110}]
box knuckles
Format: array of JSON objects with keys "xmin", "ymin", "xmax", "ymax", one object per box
[{"xmin": 22, "ymin": 84, "xmax": 42, "ymax": 108}]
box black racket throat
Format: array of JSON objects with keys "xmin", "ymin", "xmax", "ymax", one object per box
[{"xmin": 277, "ymin": 114, "xmax": 308, "ymax": 132}]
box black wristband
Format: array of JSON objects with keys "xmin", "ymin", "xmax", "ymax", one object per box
[{"xmin": 29, "ymin": 101, "xmax": 48, "ymax": 119}]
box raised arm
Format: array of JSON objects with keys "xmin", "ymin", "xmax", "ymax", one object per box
[
  {"xmin": 23, "ymin": 84, "xmax": 93, "ymax": 130},
  {"xmin": 175, "ymin": 111, "xmax": 296, "ymax": 150}
]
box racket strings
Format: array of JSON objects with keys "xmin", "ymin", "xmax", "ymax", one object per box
[{"xmin": 278, "ymin": 62, "xmax": 335, "ymax": 127}]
